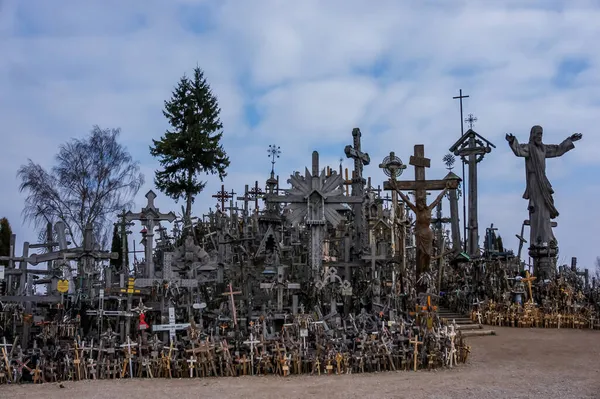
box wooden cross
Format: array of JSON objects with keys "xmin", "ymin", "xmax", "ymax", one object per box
[
  {"xmin": 152, "ymin": 307, "xmax": 190, "ymax": 343},
  {"xmin": 410, "ymin": 334, "xmax": 422, "ymax": 372},
  {"xmin": 212, "ymin": 185, "xmax": 232, "ymax": 211},
  {"xmin": 243, "ymin": 333, "xmax": 260, "ymax": 375},
  {"xmin": 384, "ymin": 145, "xmax": 456, "ymax": 199},
  {"xmin": 120, "ymin": 277, "xmax": 140, "ymax": 295},
  {"xmin": 124, "ymin": 190, "xmax": 176, "ymax": 278},
  {"xmin": 120, "ymin": 337, "xmax": 138, "ymax": 378},
  {"xmin": 343, "ymin": 168, "xmax": 352, "ymax": 196},
  {"xmin": 0, "ymin": 337, "xmax": 12, "ymax": 381},
  {"xmin": 221, "ymin": 283, "xmax": 243, "ymax": 327},
  {"xmin": 361, "ymin": 239, "xmax": 386, "ymax": 279},
  {"xmin": 522, "ymin": 271, "xmax": 537, "ymax": 304},
  {"xmin": 383, "ymin": 145, "xmax": 458, "ymax": 291},
  {"xmin": 236, "ymin": 185, "xmax": 252, "ymax": 216}
]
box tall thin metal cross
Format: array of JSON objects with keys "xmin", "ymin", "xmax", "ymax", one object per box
[
  {"xmin": 453, "ymin": 89, "xmax": 470, "ymax": 252},
  {"xmin": 465, "ymin": 113, "xmax": 477, "ymax": 129},
  {"xmin": 453, "ymin": 89, "xmax": 470, "ymax": 136}
]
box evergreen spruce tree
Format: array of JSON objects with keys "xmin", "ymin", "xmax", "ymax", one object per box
[
  {"xmin": 150, "ymin": 67, "xmax": 230, "ymax": 226},
  {"xmin": 0, "ymin": 217, "xmax": 12, "ymax": 265},
  {"xmin": 110, "ymin": 223, "xmax": 129, "ymax": 270},
  {"xmin": 110, "ymin": 224, "xmax": 122, "ymax": 269}
]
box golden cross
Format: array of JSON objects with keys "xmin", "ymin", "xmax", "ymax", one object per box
[{"xmin": 522, "ymin": 271, "xmax": 537, "ymax": 303}]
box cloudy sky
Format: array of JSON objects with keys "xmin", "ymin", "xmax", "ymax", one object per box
[{"xmin": 1, "ymin": 0, "xmax": 599, "ymax": 271}]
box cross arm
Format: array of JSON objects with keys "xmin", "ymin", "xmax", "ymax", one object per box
[
  {"xmin": 264, "ymin": 195, "xmax": 305, "ymax": 203},
  {"xmin": 455, "ymin": 146, "xmax": 491, "ymax": 157},
  {"xmin": 383, "ymin": 180, "xmax": 457, "ymax": 191},
  {"xmin": 325, "ymin": 195, "xmax": 364, "ymax": 204}
]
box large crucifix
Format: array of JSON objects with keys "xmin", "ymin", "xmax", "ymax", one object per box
[
  {"xmin": 344, "ymin": 128, "xmax": 370, "ymax": 253},
  {"xmin": 124, "ymin": 190, "xmax": 176, "ymax": 279},
  {"xmin": 383, "ymin": 145, "xmax": 458, "ymax": 294}
]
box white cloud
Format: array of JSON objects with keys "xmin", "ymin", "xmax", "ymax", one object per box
[{"xmin": 1, "ymin": 0, "xmax": 600, "ymax": 270}]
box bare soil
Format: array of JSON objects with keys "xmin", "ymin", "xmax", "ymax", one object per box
[{"xmin": 2, "ymin": 327, "xmax": 599, "ymax": 399}]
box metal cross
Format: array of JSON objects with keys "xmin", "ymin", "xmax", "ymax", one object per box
[
  {"xmin": 248, "ymin": 181, "xmax": 264, "ymax": 211},
  {"xmin": 268, "ymin": 144, "xmax": 281, "ymax": 173},
  {"xmin": 465, "ymin": 113, "xmax": 477, "ymax": 129},
  {"xmin": 212, "ymin": 185, "xmax": 232, "ymax": 211},
  {"xmin": 453, "ymin": 89, "xmax": 470, "ymax": 136}
]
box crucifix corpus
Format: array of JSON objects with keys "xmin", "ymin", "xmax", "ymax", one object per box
[
  {"xmin": 506, "ymin": 126, "xmax": 582, "ymax": 279},
  {"xmin": 383, "ymin": 145, "xmax": 458, "ymax": 294}
]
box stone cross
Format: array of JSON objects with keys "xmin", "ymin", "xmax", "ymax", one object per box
[
  {"xmin": 449, "ymin": 129, "xmax": 495, "ymax": 257},
  {"xmin": 344, "ymin": 128, "xmax": 370, "ymax": 252},
  {"xmin": 124, "ymin": 190, "xmax": 176, "ymax": 279}
]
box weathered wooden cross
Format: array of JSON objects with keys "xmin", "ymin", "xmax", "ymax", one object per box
[
  {"xmin": 243, "ymin": 333, "xmax": 260, "ymax": 375},
  {"xmin": 383, "ymin": 145, "xmax": 458, "ymax": 290},
  {"xmin": 449, "ymin": 128, "xmax": 495, "ymax": 257},
  {"xmin": 152, "ymin": 307, "xmax": 190, "ymax": 343},
  {"xmin": 384, "ymin": 145, "xmax": 455, "ymax": 200},
  {"xmin": 361, "ymin": 238, "xmax": 386, "ymax": 303},
  {"xmin": 410, "ymin": 334, "xmax": 423, "ymax": 372},
  {"xmin": 237, "ymin": 184, "xmax": 252, "ymax": 216},
  {"xmin": 221, "ymin": 283, "xmax": 243, "ymax": 327},
  {"xmin": 124, "ymin": 190, "xmax": 176, "ymax": 279}
]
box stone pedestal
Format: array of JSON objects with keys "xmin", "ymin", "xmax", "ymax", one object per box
[{"xmin": 529, "ymin": 245, "xmax": 558, "ymax": 280}]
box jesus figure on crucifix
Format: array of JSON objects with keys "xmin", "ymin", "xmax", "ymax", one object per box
[{"xmin": 392, "ymin": 180, "xmax": 452, "ymax": 291}]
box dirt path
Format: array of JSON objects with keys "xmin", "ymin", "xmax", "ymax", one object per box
[{"xmin": 3, "ymin": 327, "xmax": 599, "ymax": 399}]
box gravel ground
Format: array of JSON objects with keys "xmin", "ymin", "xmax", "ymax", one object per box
[{"xmin": 2, "ymin": 327, "xmax": 599, "ymax": 399}]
